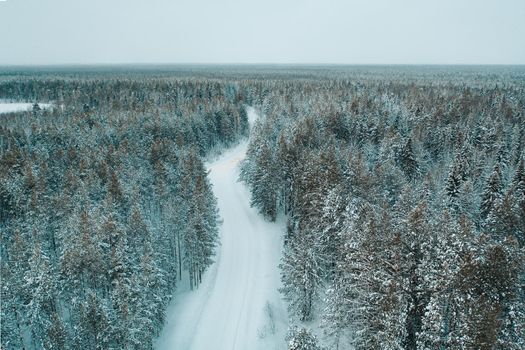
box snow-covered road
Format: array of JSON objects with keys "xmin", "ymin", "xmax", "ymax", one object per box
[{"xmin": 155, "ymin": 108, "xmax": 288, "ymax": 350}]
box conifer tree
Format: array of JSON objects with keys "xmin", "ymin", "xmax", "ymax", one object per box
[
  {"xmin": 445, "ymin": 154, "xmax": 464, "ymax": 209},
  {"xmin": 24, "ymin": 241, "xmax": 58, "ymax": 348},
  {"xmin": 279, "ymin": 229, "xmax": 321, "ymax": 321},
  {"xmin": 75, "ymin": 291, "xmax": 113, "ymax": 350},
  {"xmin": 250, "ymin": 140, "xmax": 278, "ymax": 221},
  {"xmin": 399, "ymin": 137, "xmax": 419, "ymax": 180},
  {"xmin": 287, "ymin": 327, "xmax": 322, "ymax": 350},
  {"xmin": 481, "ymin": 163, "xmax": 503, "ymax": 221}
]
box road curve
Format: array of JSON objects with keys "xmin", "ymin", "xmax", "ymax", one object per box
[{"xmin": 155, "ymin": 108, "xmax": 287, "ymax": 350}]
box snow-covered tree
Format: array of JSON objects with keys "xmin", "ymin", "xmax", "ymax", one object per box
[
  {"xmin": 480, "ymin": 163, "xmax": 503, "ymax": 222},
  {"xmin": 24, "ymin": 241, "xmax": 59, "ymax": 348},
  {"xmin": 399, "ymin": 137, "xmax": 419, "ymax": 180},
  {"xmin": 249, "ymin": 140, "xmax": 278, "ymax": 221},
  {"xmin": 75, "ymin": 291, "xmax": 114, "ymax": 350},
  {"xmin": 280, "ymin": 229, "xmax": 321, "ymax": 321},
  {"xmin": 287, "ymin": 327, "xmax": 322, "ymax": 350}
]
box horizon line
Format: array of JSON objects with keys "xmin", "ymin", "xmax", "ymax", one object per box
[{"xmin": 1, "ymin": 62, "xmax": 525, "ymax": 68}]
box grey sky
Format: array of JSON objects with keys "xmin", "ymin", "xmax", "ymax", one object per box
[{"xmin": 1, "ymin": 0, "xmax": 524, "ymax": 65}]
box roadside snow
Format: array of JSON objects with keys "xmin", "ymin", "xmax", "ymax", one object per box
[
  {"xmin": 155, "ymin": 107, "xmax": 288, "ymax": 350},
  {"xmin": 0, "ymin": 102, "xmax": 53, "ymax": 114}
]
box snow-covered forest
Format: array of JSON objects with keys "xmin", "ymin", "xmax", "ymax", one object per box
[
  {"xmin": 241, "ymin": 66, "xmax": 525, "ymax": 349},
  {"xmin": 1, "ymin": 66, "xmax": 524, "ymax": 349},
  {"xmin": 0, "ymin": 71, "xmax": 248, "ymax": 349}
]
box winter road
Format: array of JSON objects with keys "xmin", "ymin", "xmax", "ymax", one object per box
[{"xmin": 155, "ymin": 108, "xmax": 288, "ymax": 350}]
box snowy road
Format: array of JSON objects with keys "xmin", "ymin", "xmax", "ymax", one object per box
[{"xmin": 155, "ymin": 108, "xmax": 288, "ymax": 350}]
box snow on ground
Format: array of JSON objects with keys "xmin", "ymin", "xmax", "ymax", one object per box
[
  {"xmin": 0, "ymin": 102, "xmax": 53, "ymax": 114},
  {"xmin": 155, "ymin": 107, "xmax": 288, "ymax": 350}
]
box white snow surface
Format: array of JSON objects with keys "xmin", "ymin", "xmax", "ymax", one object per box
[
  {"xmin": 0, "ymin": 102, "xmax": 53, "ymax": 114},
  {"xmin": 155, "ymin": 107, "xmax": 288, "ymax": 350}
]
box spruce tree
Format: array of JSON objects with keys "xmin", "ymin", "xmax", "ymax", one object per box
[
  {"xmin": 399, "ymin": 137, "xmax": 419, "ymax": 180},
  {"xmin": 279, "ymin": 229, "xmax": 321, "ymax": 322},
  {"xmin": 287, "ymin": 327, "xmax": 322, "ymax": 350},
  {"xmin": 24, "ymin": 241, "xmax": 58, "ymax": 348},
  {"xmin": 481, "ymin": 163, "xmax": 503, "ymax": 222}
]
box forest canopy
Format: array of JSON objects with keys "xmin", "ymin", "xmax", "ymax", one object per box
[{"xmin": 1, "ymin": 65, "xmax": 524, "ymax": 349}]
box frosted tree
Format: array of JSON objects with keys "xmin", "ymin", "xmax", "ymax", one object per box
[
  {"xmin": 60, "ymin": 209, "xmax": 103, "ymax": 293},
  {"xmin": 480, "ymin": 163, "xmax": 503, "ymax": 222},
  {"xmin": 45, "ymin": 313, "xmax": 68, "ymax": 350},
  {"xmin": 0, "ymin": 230, "xmax": 29, "ymax": 349},
  {"xmin": 511, "ymin": 158, "xmax": 525, "ymax": 197},
  {"xmin": 126, "ymin": 205, "xmax": 149, "ymax": 260},
  {"xmin": 418, "ymin": 211, "xmax": 470, "ymax": 349},
  {"xmin": 137, "ymin": 240, "xmax": 168, "ymax": 339},
  {"xmin": 192, "ymin": 173, "xmax": 220, "ymax": 284},
  {"xmin": 75, "ymin": 291, "xmax": 114, "ymax": 350},
  {"xmin": 508, "ymin": 158, "xmax": 525, "ymax": 245},
  {"xmin": 495, "ymin": 242, "xmax": 525, "ymax": 349},
  {"xmin": 399, "ymin": 137, "xmax": 419, "ymax": 180},
  {"xmin": 323, "ymin": 203, "xmax": 407, "ymax": 349},
  {"xmin": 24, "ymin": 241, "xmax": 59, "ymax": 348},
  {"xmin": 316, "ymin": 188, "xmax": 346, "ymax": 278},
  {"xmin": 180, "ymin": 150, "xmax": 219, "ymax": 289},
  {"xmin": 321, "ymin": 203, "xmax": 359, "ymax": 348},
  {"xmin": 399, "ymin": 201, "xmax": 433, "ymax": 349},
  {"xmin": 287, "ymin": 327, "xmax": 322, "ymax": 350},
  {"xmin": 445, "ymin": 154, "xmax": 466, "ymax": 210},
  {"xmin": 249, "ymin": 140, "xmax": 278, "ymax": 221},
  {"xmin": 275, "ymin": 132, "xmax": 295, "ymax": 214},
  {"xmin": 280, "ymin": 229, "xmax": 321, "ymax": 321}
]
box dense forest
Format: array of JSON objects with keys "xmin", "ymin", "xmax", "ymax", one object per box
[
  {"xmin": 0, "ymin": 74, "xmax": 248, "ymax": 349},
  {"xmin": 241, "ymin": 68, "xmax": 525, "ymax": 349},
  {"xmin": 1, "ymin": 66, "xmax": 524, "ymax": 349}
]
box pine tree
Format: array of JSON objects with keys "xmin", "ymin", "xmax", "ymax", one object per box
[
  {"xmin": 494, "ymin": 238, "xmax": 525, "ymax": 349},
  {"xmin": 137, "ymin": 240, "xmax": 168, "ymax": 339},
  {"xmin": 321, "ymin": 203, "xmax": 359, "ymax": 348},
  {"xmin": 287, "ymin": 327, "xmax": 322, "ymax": 350},
  {"xmin": 60, "ymin": 209, "xmax": 103, "ymax": 292},
  {"xmin": 24, "ymin": 241, "xmax": 59, "ymax": 348},
  {"xmin": 455, "ymin": 237, "xmax": 524, "ymax": 349},
  {"xmin": 279, "ymin": 229, "xmax": 321, "ymax": 321},
  {"xmin": 418, "ymin": 211, "xmax": 468, "ymax": 349},
  {"xmin": 75, "ymin": 291, "xmax": 114, "ymax": 350},
  {"xmin": 395, "ymin": 200, "xmax": 432, "ymax": 349},
  {"xmin": 324, "ymin": 204, "xmax": 407, "ymax": 349},
  {"xmin": 399, "ymin": 137, "xmax": 419, "ymax": 180},
  {"xmin": 445, "ymin": 154, "xmax": 465, "ymax": 209},
  {"xmin": 1, "ymin": 260, "xmax": 25, "ymax": 349},
  {"xmin": 481, "ymin": 163, "xmax": 503, "ymax": 222},
  {"xmin": 110, "ymin": 274, "xmax": 133, "ymax": 348},
  {"xmin": 508, "ymin": 158, "xmax": 525, "ymax": 245},
  {"xmin": 1, "ymin": 230, "xmax": 29, "ymax": 349},
  {"xmin": 127, "ymin": 205, "xmax": 149, "ymax": 256},
  {"xmin": 192, "ymin": 173, "xmax": 219, "ymax": 283},
  {"xmin": 44, "ymin": 312, "xmax": 68, "ymax": 349},
  {"xmin": 250, "ymin": 140, "xmax": 278, "ymax": 221},
  {"xmin": 316, "ymin": 188, "xmax": 346, "ymax": 278},
  {"xmin": 510, "ymin": 158, "xmax": 525, "ymax": 200},
  {"xmin": 275, "ymin": 132, "xmax": 294, "ymax": 214},
  {"xmin": 180, "ymin": 151, "xmax": 219, "ymax": 289}
]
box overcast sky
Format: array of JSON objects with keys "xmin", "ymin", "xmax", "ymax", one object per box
[{"xmin": 0, "ymin": 0, "xmax": 524, "ymax": 65}]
